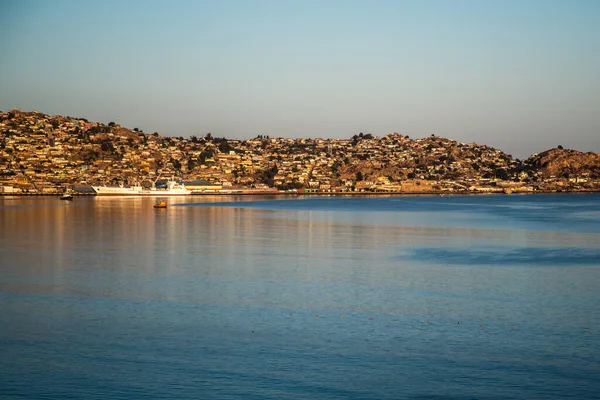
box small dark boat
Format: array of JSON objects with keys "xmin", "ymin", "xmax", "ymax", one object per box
[
  {"xmin": 59, "ymin": 193, "xmax": 74, "ymax": 201},
  {"xmin": 153, "ymin": 201, "xmax": 167, "ymax": 208}
]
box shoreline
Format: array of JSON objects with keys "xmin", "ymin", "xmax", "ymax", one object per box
[{"xmin": 1, "ymin": 189, "xmax": 599, "ymax": 197}]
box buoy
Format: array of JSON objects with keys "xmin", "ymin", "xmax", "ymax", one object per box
[{"xmin": 341, "ymin": 315, "xmax": 345, "ymax": 319}]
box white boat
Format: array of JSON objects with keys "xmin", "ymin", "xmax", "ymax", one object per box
[{"xmin": 92, "ymin": 180, "xmax": 191, "ymax": 196}]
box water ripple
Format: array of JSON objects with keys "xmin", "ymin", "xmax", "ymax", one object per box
[{"xmin": 403, "ymin": 246, "xmax": 600, "ymax": 266}]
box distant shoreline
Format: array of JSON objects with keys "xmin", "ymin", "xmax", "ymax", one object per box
[
  {"xmin": 1, "ymin": 189, "xmax": 599, "ymax": 197},
  {"xmin": 2, "ymin": 109, "xmax": 599, "ymax": 202}
]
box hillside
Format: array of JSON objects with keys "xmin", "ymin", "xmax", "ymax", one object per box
[
  {"xmin": 525, "ymin": 148, "xmax": 600, "ymax": 179},
  {"xmin": 1, "ymin": 109, "xmax": 598, "ymax": 194}
]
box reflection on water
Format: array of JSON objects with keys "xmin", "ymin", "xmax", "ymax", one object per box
[{"xmin": 1, "ymin": 194, "xmax": 599, "ymax": 399}]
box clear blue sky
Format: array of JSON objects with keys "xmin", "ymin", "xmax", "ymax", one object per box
[{"xmin": 1, "ymin": 0, "xmax": 598, "ymax": 158}]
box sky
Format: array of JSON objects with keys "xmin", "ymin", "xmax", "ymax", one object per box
[{"xmin": 1, "ymin": 0, "xmax": 599, "ymax": 159}]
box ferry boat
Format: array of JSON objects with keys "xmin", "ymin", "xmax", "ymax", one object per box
[{"xmin": 92, "ymin": 180, "xmax": 191, "ymax": 196}]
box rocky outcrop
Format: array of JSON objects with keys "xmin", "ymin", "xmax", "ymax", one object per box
[{"xmin": 525, "ymin": 148, "xmax": 600, "ymax": 179}]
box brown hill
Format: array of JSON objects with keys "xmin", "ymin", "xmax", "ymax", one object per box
[
  {"xmin": 1, "ymin": 109, "xmax": 599, "ymax": 193},
  {"xmin": 525, "ymin": 148, "xmax": 600, "ymax": 179}
]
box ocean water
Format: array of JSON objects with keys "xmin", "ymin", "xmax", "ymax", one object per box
[{"xmin": 0, "ymin": 193, "xmax": 599, "ymax": 399}]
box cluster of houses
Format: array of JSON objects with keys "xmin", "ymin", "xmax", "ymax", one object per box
[{"xmin": 1, "ymin": 110, "xmax": 598, "ymax": 195}]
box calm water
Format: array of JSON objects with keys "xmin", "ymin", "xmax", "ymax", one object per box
[{"xmin": 1, "ymin": 193, "xmax": 599, "ymax": 399}]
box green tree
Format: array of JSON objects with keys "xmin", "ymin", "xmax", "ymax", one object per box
[
  {"xmin": 218, "ymin": 140, "xmax": 232, "ymax": 153},
  {"xmin": 100, "ymin": 141, "xmax": 114, "ymax": 152}
]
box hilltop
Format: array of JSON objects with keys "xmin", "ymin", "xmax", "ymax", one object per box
[{"xmin": 1, "ymin": 109, "xmax": 599, "ymax": 194}]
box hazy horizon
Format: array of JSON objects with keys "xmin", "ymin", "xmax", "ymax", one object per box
[{"xmin": 1, "ymin": 0, "xmax": 599, "ymax": 159}]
